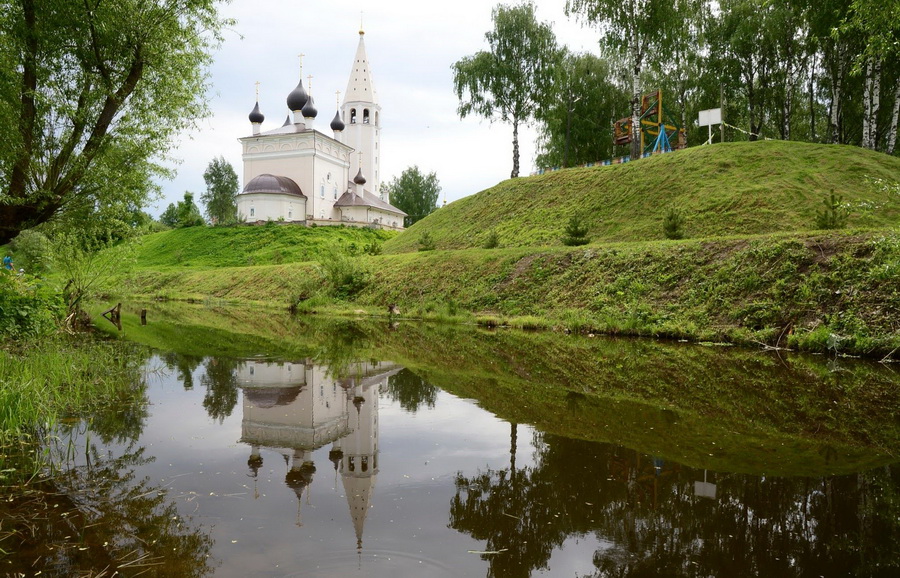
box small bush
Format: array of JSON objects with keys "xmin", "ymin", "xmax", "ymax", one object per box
[
  {"xmin": 0, "ymin": 272, "xmax": 63, "ymax": 340},
  {"xmin": 815, "ymin": 190, "xmax": 849, "ymax": 230},
  {"xmin": 9, "ymin": 230, "xmax": 53, "ymax": 274},
  {"xmin": 483, "ymin": 230, "xmax": 500, "ymax": 249},
  {"xmin": 663, "ymin": 207, "xmax": 685, "ymax": 240},
  {"xmin": 317, "ymin": 245, "xmax": 371, "ymax": 299},
  {"xmin": 562, "ymin": 215, "xmax": 590, "ymax": 246},
  {"xmin": 418, "ymin": 231, "xmax": 436, "ymax": 251}
]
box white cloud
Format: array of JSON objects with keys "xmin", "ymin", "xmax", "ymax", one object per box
[{"xmin": 150, "ymin": 0, "xmax": 601, "ymax": 216}]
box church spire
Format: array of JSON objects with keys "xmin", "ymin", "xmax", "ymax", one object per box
[{"xmin": 344, "ymin": 30, "xmax": 377, "ymax": 105}]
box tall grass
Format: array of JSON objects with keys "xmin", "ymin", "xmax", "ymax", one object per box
[{"xmin": 0, "ymin": 337, "xmax": 147, "ymax": 441}]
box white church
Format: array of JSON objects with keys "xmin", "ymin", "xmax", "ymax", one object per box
[{"xmin": 237, "ymin": 30, "xmax": 406, "ymax": 229}]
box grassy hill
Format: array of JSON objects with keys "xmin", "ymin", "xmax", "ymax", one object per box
[
  {"xmin": 384, "ymin": 141, "xmax": 900, "ymax": 253},
  {"xmin": 128, "ymin": 224, "xmax": 394, "ymax": 269}
]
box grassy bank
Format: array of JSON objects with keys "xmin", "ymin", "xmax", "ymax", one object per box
[{"xmin": 110, "ymin": 229, "xmax": 900, "ymax": 358}]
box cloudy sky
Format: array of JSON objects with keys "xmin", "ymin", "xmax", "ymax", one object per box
[{"xmin": 151, "ymin": 0, "xmax": 602, "ymax": 216}]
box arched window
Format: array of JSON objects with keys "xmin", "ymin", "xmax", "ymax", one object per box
[
  {"xmin": 333, "ymin": 187, "xmax": 338, "ymax": 200},
  {"xmin": 375, "ymin": 111, "xmax": 379, "ymax": 126},
  {"xmin": 320, "ymin": 185, "xmax": 325, "ymax": 198},
  {"xmin": 249, "ymin": 207, "xmax": 255, "ymax": 217},
  {"xmin": 363, "ymin": 109, "xmax": 370, "ymax": 124},
  {"xmin": 349, "ymin": 108, "xmax": 357, "ymax": 123}
]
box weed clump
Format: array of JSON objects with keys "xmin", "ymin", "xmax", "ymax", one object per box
[{"xmin": 482, "ymin": 230, "xmax": 500, "ymax": 249}]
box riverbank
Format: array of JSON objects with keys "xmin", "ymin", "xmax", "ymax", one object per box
[{"xmin": 106, "ymin": 228, "xmax": 900, "ymax": 359}]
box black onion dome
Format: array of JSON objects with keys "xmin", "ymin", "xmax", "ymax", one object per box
[
  {"xmin": 286, "ymin": 79, "xmax": 308, "ymax": 111},
  {"xmin": 353, "ymin": 168, "xmax": 366, "ymax": 185},
  {"xmin": 249, "ymin": 102, "xmax": 265, "ymax": 124},
  {"xmin": 330, "ymin": 110, "xmax": 345, "ymax": 131},
  {"xmin": 301, "ymin": 94, "xmax": 318, "ymax": 118},
  {"xmin": 242, "ymin": 174, "xmax": 306, "ymax": 197}
]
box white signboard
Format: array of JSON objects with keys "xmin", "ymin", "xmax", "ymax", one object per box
[{"xmin": 699, "ymin": 108, "xmax": 722, "ymax": 127}]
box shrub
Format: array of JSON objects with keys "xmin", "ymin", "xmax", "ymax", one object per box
[
  {"xmin": 561, "ymin": 215, "xmax": 589, "ymax": 246},
  {"xmin": 316, "ymin": 245, "xmax": 371, "ymax": 299},
  {"xmin": 0, "ymin": 272, "xmax": 63, "ymax": 340},
  {"xmin": 9, "ymin": 229, "xmax": 53, "ymax": 274},
  {"xmin": 815, "ymin": 190, "xmax": 849, "ymax": 230},
  {"xmin": 418, "ymin": 231, "xmax": 436, "ymax": 251},
  {"xmin": 663, "ymin": 207, "xmax": 685, "ymax": 240},
  {"xmin": 483, "ymin": 230, "xmax": 500, "ymax": 249}
]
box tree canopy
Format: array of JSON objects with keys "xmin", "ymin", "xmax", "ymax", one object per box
[
  {"xmin": 0, "ymin": 0, "xmax": 228, "ymax": 245},
  {"xmin": 200, "ymin": 156, "xmax": 239, "ymax": 225},
  {"xmin": 452, "ymin": 2, "xmax": 559, "ymax": 178},
  {"xmin": 381, "ymin": 166, "xmax": 441, "ymax": 227},
  {"xmin": 160, "ymin": 192, "xmax": 204, "ymax": 228}
]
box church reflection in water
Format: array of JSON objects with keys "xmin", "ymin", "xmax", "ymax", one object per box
[{"xmin": 237, "ymin": 359, "xmax": 401, "ymax": 548}]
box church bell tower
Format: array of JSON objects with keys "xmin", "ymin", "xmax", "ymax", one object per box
[{"xmin": 342, "ymin": 28, "xmax": 382, "ymax": 197}]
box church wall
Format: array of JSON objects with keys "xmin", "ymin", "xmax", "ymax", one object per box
[{"xmin": 237, "ymin": 192, "xmax": 306, "ymax": 223}]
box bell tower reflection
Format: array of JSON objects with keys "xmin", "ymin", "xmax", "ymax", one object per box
[{"xmin": 238, "ymin": 359, "xmax": 400, "ymax": 546}]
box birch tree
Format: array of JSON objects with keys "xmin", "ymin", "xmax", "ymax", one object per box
[
  {"xmin": 566, "ymin": 0, "xmax": 679, "ymax": 159},
  {"xmin": 452, "ymin": 2, "xmax": 559, "ymax": 178}
]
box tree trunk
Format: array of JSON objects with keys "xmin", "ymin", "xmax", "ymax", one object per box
[
  {"xmin": 862, "ymin": 56, "xmax": 882, "ymax": 149},
  {"xmin": 829, "ymin": 45, "xmax": 844, "ymax": 144},
  {"xmin": 809, "ymin": 52, "xmax": 817, "ymax": 141},
  {"xmin": 630, "ymin": 60, "xmax": 642, "ymax": 160},
  {"xmin": 887, "ymin": 81, "xmax": 900, "ymax": 155},
  {"xmin": 511, "ymin": 119, "xmax": 520, "ymax": 178}
]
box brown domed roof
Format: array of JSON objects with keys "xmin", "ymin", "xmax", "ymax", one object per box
[{"xmin": 241, "ymin": 174, "xmax": 306, "ymax": 197}]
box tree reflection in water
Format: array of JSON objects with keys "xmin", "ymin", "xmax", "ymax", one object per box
[
  {"xmin": 0, "ymin": 438, "xmax": 214, "ymax": 576},
  {"xmin": 382, "ymin": 368, "xmax": 438, "ymax": 412},
  {"xmin": 450, "ymin": 432, "xmax": 900, "ymax": 578},
  {"xmin": 200, "ymin": 357, "xmax": 242, "ymax": 423}
]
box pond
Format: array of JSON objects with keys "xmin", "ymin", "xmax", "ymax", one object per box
[{"xmin": 2, "ymin": 303, "xmax": 899, "ymax": 577}]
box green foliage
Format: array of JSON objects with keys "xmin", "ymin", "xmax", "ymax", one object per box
[
  {"xmin": 383, "ymin": 142, "xmax": 900, "ymax": 253},
  {"xmin": 418, "ymin": 231, "xmax": 437, "ymax": 251},
  {"xmin": 0, "ymin": 272, "xmax": 62, "ymax": 341},
  {"xmin": 382, "ymin": 166, "xmax": 441, "ymax": 227},
  {"xmin": 51, "ymin": 231, "xmax": 135, "ymax": 314},
  {"xmin": 815, "ymin": 190, "xmax": 850, "ymax": 230},
  {"xmin": 0, "ymin": 0, "xmax": 229, "ymax": 245},
  {"xmin": 315, "ymin": 245, "xmax": 372, "ymax": 300},
  {"xmin": 483, "ymin": 230, "xmax": 500, "ymax": 249},
  {"xmin": 160, "ymin": 192, "xmax": 205, "ymax": 228},
  {"xmin": 663, "ymin": 207, "xmax": 685, "ymax": 239},
  {"xmin": 562, "ymin": 214, "xmax": 590, "ymax": 246},
  {"xmin": 535, "ymin": 50, "xmax": 627, "ymax": 169},
  {"xmin": 8, "ymin": 229, "xmax": 53, "ymax": 274},
  {"xmin": 452, "ymin": 1, "xmax": 560, "ymax": 177},
  {"xmin": 200, "ymin": 156, "xmax": 239, "ymax": 225}
]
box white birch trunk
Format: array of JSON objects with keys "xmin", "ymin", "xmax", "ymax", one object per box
[
  {"xmin": 887, "ymin": 82, "xmax": 900, "ymax": 155},
  {"xmin": 871, "ymin": 58, "xmax": 882, "ymax": 150},
  {"xmin": 829, "ymin": 47, "xmax": 843, "ymax": 144}
]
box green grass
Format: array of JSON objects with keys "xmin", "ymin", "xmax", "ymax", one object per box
[
  {"xmin": 130, "ymin": 223, "xmax": 395, "ymax": 270},
  {"xmin": 383, "ymin": 141, "xmax": 900, "ymax": 253},
  {"xmin": 0, "ymin": 336, "xmax": 147, "ymax": 442}
]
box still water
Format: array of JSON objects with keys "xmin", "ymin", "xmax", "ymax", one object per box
[{"xmin": 3, "ymin": 305, "xmax": 899, "ymax": 576}]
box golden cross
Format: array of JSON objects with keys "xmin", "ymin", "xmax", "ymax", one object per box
[
  {"xmin": 254, "ymin": 80, "xmax": 260, "ymax": 100},
  {"xmin": 335, "ymin": 90, "xmax": 341, "ymax": 108},
  {"xmin": 298, "ymin": 53, "xmax": 305, "ymax": 78},
  {"xmin": 307, "ymin": 75, "xmax": 313, "ymax": 94}
]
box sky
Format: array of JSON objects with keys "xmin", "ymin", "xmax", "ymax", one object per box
[{"xmin": 150, "ymin": 0, "xmax": 602, "ymax": 216}]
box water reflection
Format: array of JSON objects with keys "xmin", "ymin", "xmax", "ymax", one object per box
[
  {"xmin": 238, "ymin": 358, "xmax": 400, "ymax": 547},
  {"xmin": 24, "ymin": 306, "xmax": 896, "ymax": 575}
]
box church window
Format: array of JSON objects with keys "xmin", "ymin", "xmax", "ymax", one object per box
[
  {"xmin": 348, "ymin": 457, "xmax": 355, "ymax": 472},
  {"xmin": 320, "ymin": 185, "xmax": 325, "ymax": 198},
  {"xmin": 350, "ymin": 108, "xmax": 357, "ymax": 123},
  {"xmin": 288, "ymin": 209, "xmax": 292, "ymax": 220},
  {"xmin": 363, "ymin": 109, "xmax": 370, "ymax": 124},
  {"xmin": 375, "ymin": 111, "xmax": 379, "ymax": 126},
  {"xmin": 361, "ymin": 456, "xmax": 369, "ymax": 472},
  {"xmin": 333, "ymin": 186, "xmax": 338, "ymax": 200},
  {"xmin": 249, "ymin": 207, "xmax": 255, "ymax": 217},
  {"xmin": 326, "ymin": 172, "xmax": 331, "ymax": 182}
]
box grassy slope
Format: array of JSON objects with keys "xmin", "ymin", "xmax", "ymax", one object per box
[
  {"xmin": 131, "ymin": 224, "xmax": 394, "ymax": 269},
  {"xmin": 383, "ymin": 141, "xmax": 900, "ymax": 253}
]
